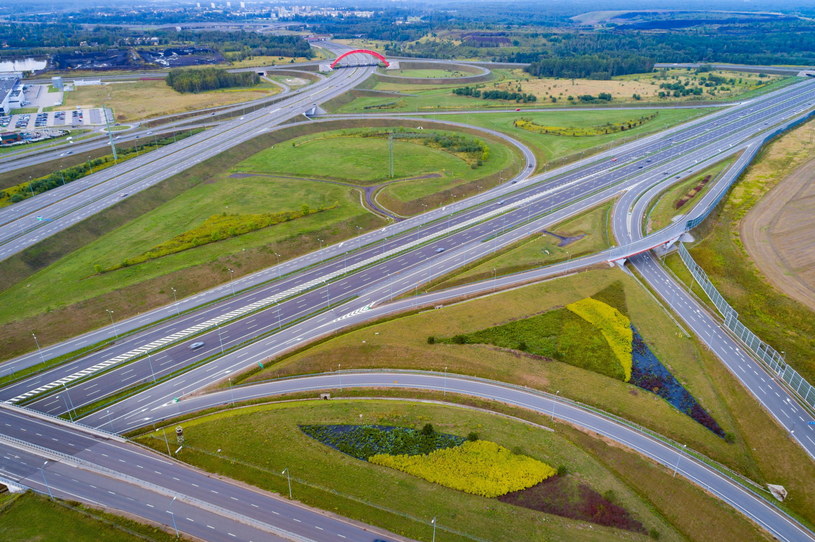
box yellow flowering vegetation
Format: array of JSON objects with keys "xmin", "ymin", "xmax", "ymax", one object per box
[
  {"xmin": 368, "ymin": 440, "xmax": 556, "ymax": 498},
  {"xmin": 103, "ymin": 204, "xmax": 335, "ymax": 272},
  {"xmin": 513, "ymin": 113, "xmax": 657, "ymax": 137},
  {"xmin": 566, "ymin": 298, "xmax": 633, "ymax": 381}
]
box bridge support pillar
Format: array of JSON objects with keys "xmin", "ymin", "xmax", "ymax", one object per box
[
  {"xmin": 385, "ymin": 61, "xmax": 400, "ymax": 70},
  {"xmin": 318, "ymin": 63, "xmax": 332, "ymax": 73}
]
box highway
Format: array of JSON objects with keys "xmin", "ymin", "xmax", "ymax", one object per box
[
  {"xmin": 0, "ymin": 47, "xmax": 372, "ymax": 261},
  {"xmin": 4, "ymin": 47, "xmax": 815, "ymax": 541},
  {"xmin": 0, "ymin": 404, "xmax": 405, "ymax": 542},
  {"xmin": 610, "ymin": 125, "xmax": 815, "ymax": 459},
  {"xmin": 7, "ymin": 75, "xmax": 815, "ymax": 419},
  {"xmin": 4, "ymin": 372, "xmax": 814, "ymax": 542}
]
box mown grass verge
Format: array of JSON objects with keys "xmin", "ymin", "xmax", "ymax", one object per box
[
  {"xmin": 238, "ymin": 267, "xmax": 815, "ymax": 527},
  {"xmin": 133, "ymin": 399, "xmax": 715, "ymax": 542},
  {"xmin": 139, "ymin": 400, "xmax": 767, "ymax": 541},
  {"xmin": 645, "ymin": 157, "xmax": 738, "ymax": 233}
]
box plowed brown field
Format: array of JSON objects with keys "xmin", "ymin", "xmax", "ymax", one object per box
[{"xmin": 741, "ymin": 158, "xmax": 815, "ymax": 311}]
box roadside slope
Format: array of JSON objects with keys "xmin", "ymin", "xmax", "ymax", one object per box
[{"xmin": 740, "ymin": 156, "xmax": 815, "ymax": 312}]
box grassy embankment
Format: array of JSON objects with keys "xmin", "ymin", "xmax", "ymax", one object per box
[
  {"xmin": 0, "ymin": 123, "xmax": 511, "ymax": 358},
  {"xmin": 135, "ymin": 400, "xmax": 770, "ymax": 542},
  {"xmin": 645, "ymin": 157, "xmax": 738, "ymax": 233},
  {"xmin": 422, "ymin": 108, "xmax": 712, "ymax": 173},
  {"xmin": 380, "ymin": 68, "xmax": 476, "ymax": 78},
  {"xmin": 663, "ymin": 117, "xmax": 815, "ymax": 383},
  {"xmin": 240, "ymin": 267, "xmax": 815, "ymax": 528},
  {"xmin": 0, "ymin": 492, "xmax": 182, "ymax": 541},
  {"xmin": 432, "ymin": 200, "xmax": 614, "ymax": 291},
  {"xmin": 58, "ymin": 79, "xmax": 280, "ymax": 122},
  {"xmin": 233, "ymin": 126, "xmax": 519, "ymax": 217},
  {"xmin": 0, "ymin": 130, "xmax": 202, "ymax": 207}
]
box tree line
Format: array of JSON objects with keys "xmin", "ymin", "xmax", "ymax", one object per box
[
  {"xmin": 453, "ymin": 86, "xmax": 537, "ymax": 102},
  {"xmin": 524, "ymin": 55, "xmax": 654, "ymax": 80},
  {"xmin": 166, "ymin": 68, "xmax": 259, "ymax": 93}
]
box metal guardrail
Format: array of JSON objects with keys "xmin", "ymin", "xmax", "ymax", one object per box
[
  {"xmin": 686, "ymin": 109, "xmax": 815, "ymax": 230},
  {"xmin": 0, "ymin": 402, "xmax": 126, "ymax": 442},
  {"xmin": 678, "ymin": 243, "xmax": 815, "ymax": 409}
]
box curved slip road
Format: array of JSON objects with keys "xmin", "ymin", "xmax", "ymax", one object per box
[{"xmin": 136, "ymin": 371, "xmax": 815, "ymax": 542}]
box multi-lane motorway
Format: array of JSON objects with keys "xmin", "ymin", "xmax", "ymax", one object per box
[
  {"xmin": 0, "ymin": 45, "xmax": 370, "ymax": 261},
  {"xmin": 3, "ymin": 44, "xmax": 815, "ymax": 541}
]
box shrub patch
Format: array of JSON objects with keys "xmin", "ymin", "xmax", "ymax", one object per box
[
  {"xmin": 370, "ymin": 440, "xmax": 557, "ymax": 498},
  {"xmin": 513, "ymin": 113, "xmax": 657, "ymax": 137},
  {"xmin": 438, "ymin": 287, "xmax": 724, "ymax": 436},
  {"xmin": 566, "ymin": 298, "xmax": 633, "ymax": 381},
  {"xmin": 498, "ymin": 475, "xmax": 647, "ymax": 534},
  {"xmin": 298, "ymin": 424, "xmax": 464, "ymax": 460},
  {"xmin": 103, "ymin": 204, "xmax": 336, "ymax": 272},
  {"xmin": 440, "ymin": 308, "xmax": 626, "ymax": 381},
  {"xmin": 631, "ymin": 329, "xmax": 725, "ymax": 437}
]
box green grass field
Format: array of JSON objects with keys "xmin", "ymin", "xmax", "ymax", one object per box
[
  {"xmin": 380, "ymin": 68, "xmax": 478, "ymax": 78},
  {"xmin": 435, "ymin": 200, "xmax": 613, "ymax": 289},
  {"xmin": 333, "ymin": 68, "xmax": 791, "ymax": 115},
  {"xmin": 423, "ymin": 108, "xmax": 711, "ymax": 169},
  {"xmin": 233, "ymin": 127, "xmax": 519, "ymax": 217},
  {"xmin": 646, "ymin": 158, "xmax": 737, "ymax": 233},
  {"xmin": 235, "ymin": 130, "xmax": 499, "ymax": 185},
  {"xmin": 0, "ymin": 176, "xmax": 370, "ymax": 327},
  {"xmin": 0, "ymin": 492, "xmax": 181, "ymax": 541},
  {"xmin": 245, "ymin": 267, "xmax": 815, "ymax": 528},
  {"xmin": 134, "ymin": 399, "xmax": 766, "ymax": 542}
]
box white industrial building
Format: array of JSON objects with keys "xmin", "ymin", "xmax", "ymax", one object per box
[{"xmin": 0, "ymin": 73, "xmax": 22, "ymax": 115}]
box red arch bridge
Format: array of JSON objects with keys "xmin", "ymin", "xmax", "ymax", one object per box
[{"xmin": 330, "ymin": 49, "xmax": 390, "ymax": 69}]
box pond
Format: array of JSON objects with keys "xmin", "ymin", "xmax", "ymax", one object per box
[{"xmin": 0, "ymin": 58, "xmax": 48, "ymax": 72}]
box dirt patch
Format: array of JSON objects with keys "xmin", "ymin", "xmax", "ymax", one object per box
[
  {"xmin": 511, "ymin": 77, "xmax": 659, "ymax": 100},
  {"xmin": 741, "ymin": 156, "xmax": 815, "ymax": 312}
]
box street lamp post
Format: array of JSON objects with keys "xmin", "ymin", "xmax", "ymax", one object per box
[
  {"xmin": 227, "ymin": 268, "xmax": 235, "ymax": 296},
  {"xmin": 282, "ymin": 468, "xmax": 292, "ymax": 499},
  {"xmin": 672, "ymin": 444, "xmax": 687, "ymax": 477},
  {"xmin": 32, "ymin": 332, "xmax": 45, "ymax": 364},
  {"xmin": 217, "ymin": 325, "xmax": 225, "ymax": 354},
  {"xmin": 40, "ymin": 461, "xmax": 54, "ymax": 500},
  {"xmin": 168, "ymin": 496, "xmax": 179, "ymax": 538},
  {"xmin": 274, "ymin": 252, "xmax": 281, "ymax": 279},
  {"xmin": 171, "ymin": 287, "xmax": 180, "ymax": 316},
  {"xmin": 57, "ymin": 394, "xmax": 73, "ymax": 421},
  {"xmin": 158, "ymin": 427, "xmax": 171, "ymax": 456},
  {"xmin": 443, "ymin": 366, "xmax": 447, "ymax": 398},
  {"xmin": 62, "ymin": 382, "xmax": 77, "ymax": 419},
  {"xmin": 551, "ymin": 390, "xmax": 560, "ymax": 421},
  {"xmin": 147, "ymin": 354, "xmax": 157, "ymax": 383},
  {"xmin": 106, "ymin": 309, "xmax": 119, "ymax": 338},
  {"xmin": 431, "ymin": 517, "xmax": 437, "ymax": 542}
]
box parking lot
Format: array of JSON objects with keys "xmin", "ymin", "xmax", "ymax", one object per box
[{"xmin": 1, "ymin": 107, "xmax": 107, "ymax": 131}]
